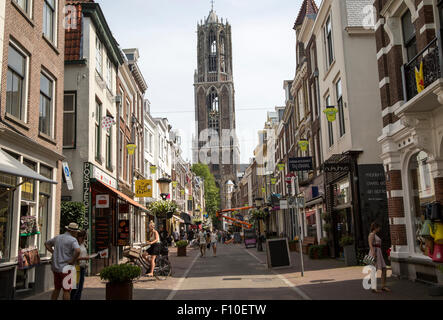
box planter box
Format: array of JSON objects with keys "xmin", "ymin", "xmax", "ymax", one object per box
[
  {"xmin": 177, "ymin": 246, "xmax": 187, "ymax": 257},
  {"xmin": 106, "ymin": 282, "xmax": 133, "ymax": 300},
  {"xmin": 343, "ymin": 245, "xmax": 357, "ymax": 266}
]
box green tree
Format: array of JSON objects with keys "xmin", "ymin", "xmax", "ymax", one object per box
[
  {"xmin": 191, "ymin": 163, "xmax": 220, "ymax": 227},
  {"xmin": 60, "ymin": 202, "xmax": 86, "ymax": 234}
]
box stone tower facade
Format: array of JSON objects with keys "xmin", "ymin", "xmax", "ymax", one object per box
[{"xmin": 193, "ymin": 8, "xmax": 240, "ymax": 210}]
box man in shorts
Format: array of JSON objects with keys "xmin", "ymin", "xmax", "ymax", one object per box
[{"xmin": 45, "ymin": 222, "xmax": 81, "ymax": 300}]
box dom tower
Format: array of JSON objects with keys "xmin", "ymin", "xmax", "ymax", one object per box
[{"xmin": 193, "ymin": 6, "xmax": 240, "ymax": 210}]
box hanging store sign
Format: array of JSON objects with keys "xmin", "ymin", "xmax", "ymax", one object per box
[
  {"xmin": 277, "ymin": 163, "xmax": 285, "ymax": 171},
  {"xmin": 83, "ymin": 163, "xmax": 91, "ymax": 214},
  {"xmin": 289, "ymin": 157, "xmax": 313, "ymax": 172},
  {"xmin": 150, "ymin": 166, "xmax": 157, "ymax": 174},
  {"xmin": 62, "ymin": 162, "xmax": 74, "ymax": 191},
  {"xmin": 172, "ymin": 181, "xmax": 178, "ymax": 188},
  {"xmin": 324, "ymin": 107, "xmax": 338, "ymax": 122},
  {"xmin": 96, "ymin": 194, "xmax": 110, "ymax": 209},
  {"xmin": 261, "ymin": 187, "xmax": 266, "ymax": 194},
  {"xmin": 127, "ymin": 144, "xmax": 137, "ymax": 155},
  {"xmin": 135, "ymin": 179, "xmax": 153, "ymax": 198},
  {"xmin": 271, "ymin": 178, "xmax": 277, "ymax": 185},
  {"xmin": 323, "ymin": 162, "xmax": 351, "ymax": 173}
]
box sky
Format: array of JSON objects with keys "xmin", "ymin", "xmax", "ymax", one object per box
[{"xmin": 97, "ymin": 0, "xmax": 307, "ymax": 164}]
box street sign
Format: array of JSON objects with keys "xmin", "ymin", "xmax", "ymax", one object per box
[
  {"xmin": 62, "ymin": 162, "xmax": 74, "ymax": 191},
  {"xmin": 289, "ymin": 157, "xmax": 313, "ymax": 172},
  {"xmin": 135, "ymin": 179, "xmax": 153, "ymax": 198},
  {"xmin": 323, "ymin": 162, "xmax": 351, "ymax": 173}
]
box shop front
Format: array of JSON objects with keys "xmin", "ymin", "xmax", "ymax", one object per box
[
  {"xmin": 83, "ymin": 163, "xmax": 149, "ymax": 275},
  {"xmin": 301, "ymin": 177, "xmax": 325, "ymax": 244},
  {"xmin": 0, "ymin": 149, "xmax": 59, "ymax": 299}
]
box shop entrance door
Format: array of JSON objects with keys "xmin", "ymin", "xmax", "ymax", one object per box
[{"xmin": 332, "ymin": 207, "xmax": 352, "ymax": 258}]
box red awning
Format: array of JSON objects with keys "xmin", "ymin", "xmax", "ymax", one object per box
[{"xmin": 94, "ymin": 180, "xmax": 148, "ymax": 212}]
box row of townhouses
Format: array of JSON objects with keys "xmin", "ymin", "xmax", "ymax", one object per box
[
  {"xmin": 232, "ymin": 0, "xmax": 443, "ymax": 286},
  {"xmin": 0, "ymin": 0, "xmax": 205, "ymax": 299}
]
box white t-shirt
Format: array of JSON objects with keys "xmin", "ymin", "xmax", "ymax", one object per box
[
  {"xmin": 198, "ymin": 232, "xmax": 206, "ymax": 244},
  {"xmin": 78, "ymin": 244, "xmax": 88, "ymax": 268},
  {"xmin": 210, "ymin": 233, "xmax": 217, "ymax": 243}
]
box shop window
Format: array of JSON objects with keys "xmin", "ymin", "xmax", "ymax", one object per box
[
  {"xmin": 409, "ymin": 151, "xmax": 435, "ymax": 255},
  {"xmin": 0, "ymin": 174, "xmax": 15, "ymax": 262},
  {"xmin": 38, "ymin": 165, "xmax": 52, "ymax": 256},
  {"xmin": 306, "ymin": 210, "xmax": 317, "ymax": 239},
  {"xmin": 21, "ymin": 160, "xmax": 36, "ymax": 201}
]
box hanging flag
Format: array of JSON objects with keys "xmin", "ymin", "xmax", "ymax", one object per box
[
  {"xmin": 324, "ymin": 107, "xmax": 338, "ymax": 122},
  {"xmin": 415, "ymin": 61, "xmax": 425, "ymax": 93},
  {"xmin": 261, "ymin": 187, "xmax": 266, "ymax": 194},
  {"xmin": 172, "ymin": 181, "xmax": 178, "ymax": 188},
  {"xmin": 271, "ymin": 178, "xmax": 277, "ymax": 185},
  {"xmin": 101, "ymin": 116, "xmax": 115, "ymax": 131},
  {"xmin": 150, "ymin": 166, "xmax": 157, "ymax": 174},
  {"xmin": 277, "ymin": 163, "xmax": 285, "ymax": 171},
  {"xmin": 299, "ymin": 140, "xmax": 309, "ymax": 152}
]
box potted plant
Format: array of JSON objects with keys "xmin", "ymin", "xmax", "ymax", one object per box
[
  {"xmin": 340, "ymin": 235, "xmax": 357, "ymax": 266},
  {"xmin": 176, "ymin": 240, "xmax": 188, "ymax": 257},
  {"xmin": 100, "ymin": 264, "xmax": 141, "ymax": 300}
]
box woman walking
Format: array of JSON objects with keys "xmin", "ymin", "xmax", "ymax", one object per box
[
  {"xmin": 368, "ymin": 222, "xmax": 391, "ymax": 293},
  {"xmin": 210, "ymin": 230, "xmax": 218, "ymax": 257},
  {"xmin": 145, "ymin": 221, "xmax": 161, "ymax": 277}
]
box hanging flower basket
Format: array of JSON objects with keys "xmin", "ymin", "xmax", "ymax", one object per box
[
  {"xmin": 323, "ymin": 107, "xmax": 338, "ymax": 122},
  {"xmin": 250, "ymin": 209, "xmax": 269, "ymax": 221},
  {"xmin": 147, "ymin": 200, "xmax": 178, "ymax": 218}
]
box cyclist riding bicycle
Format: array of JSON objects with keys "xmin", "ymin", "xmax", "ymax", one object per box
[{"xmin": 143, "ymin": 221, "xmax": 161, "ymax": 277}]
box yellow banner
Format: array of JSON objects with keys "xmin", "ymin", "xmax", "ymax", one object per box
[
  {"xmin": 135, "ymin": 180, "xmax": 153, "ymax": 198},
  {"xmin": 415, "ymin": 61, "xmax": 424, "ymax": 93}
]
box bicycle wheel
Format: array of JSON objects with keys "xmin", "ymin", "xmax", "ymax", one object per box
[{"xmin": 154, "ymin": 257, "xmax": 172, "ymax": 280}]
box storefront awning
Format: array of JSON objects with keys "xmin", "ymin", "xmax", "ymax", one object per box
[
  {"xmin": 0, "ymin": 149, "xmax": 57, "ymax": 184},
  {"xmin": 94, "ymin": 179, "xmax": 148, "ymax": 213},
  {"xmin": 172, "ymin": 215, "xmax": 185, "ymax": 223},
  {"xmin": 180, "ymin": 212, "xmax": 192, "ymax": 225}
]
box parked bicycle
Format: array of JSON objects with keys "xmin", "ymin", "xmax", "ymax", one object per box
[{"xmin": 123, "ymin": 243, "xmax": 172, "ymax": 281}]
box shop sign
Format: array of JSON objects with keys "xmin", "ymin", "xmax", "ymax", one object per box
[
  {"xmin": 150, "ymin": 166, "xmax": 157, "ymax": 174},
  {"xmin": 172, "ymin": 181, "xmax": 178, "ymax": 188},
  {"xmin": 96, "ymin": 194, "xmax": 110, "ymax": 208},
  {"xmin": 323, "ymin": 162, "xmax": 351, "ymax": 173},
  {"xmin": 92, "ymin": 165, "xmax": 117, "ymax": 189},
  {"xmin": 83, "ymin": 162, "xmax": 91, "ymax": 216},
  {"xmin": 117, "ymin": 220, "xmax": 130, "ymax": 246},
  {"xmin": 271, "ymin": 178, "xmax": 277, "ymax": 185},
  {"xmin": 289, "ymin": 157, "xmax": 313, "ymax": 172},
  {"xmin": 62, "ymin": 162, "xmax": 74, "ymax": 191},
  {"xmin": 135, "ymin": 179, "xmax": 153, "ymax": 198},
  {"xmin": 277, "ymin": 163, "xmax": 285, "ymax": 171}
]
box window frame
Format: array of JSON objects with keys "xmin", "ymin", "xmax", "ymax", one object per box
[
  {"xmin": 401, "ymin": 10, "xmax": 418, "ymax": 63},
  {"xmin": 6, "ymin": 43, "xmax": 29, "ymax": 123},
  {"xmin": 105, "ymin": 114, "xmax": 112, "ymax": 171},
  {"xmin": 325, "ymin": 94, "xmax": 334, "ymax": 147},
  {"xmin": 324, "ymin": 14, "xmax": 334, "ymax": 69},
  {"xmin": 336, "ymin": 79, "xmax": 345, "ymax": 137},
  {"xmin": 95, "ymin": 100, "xmax": 102, "ymax": 162},
  {"xmin": 63, "ymin": 91, "xmax": 77, "ymax": 149},
  {"xmin": 13, "ymin": 0, "xmax": 32, "ymax": 18},
  {"xmin": 43, "ymin": 0, "xmax": 57, "ymax": 45},
  {"xmin": 39, "ymin": 71, "xmax": 55, "ymax": 138},
  {"xmin": 38, "ymin": 164, "xmax": 53, "ymax": 256},
  {"xmin": 95, "ymin": 36, "xmax": 103, "ymax": 76}
]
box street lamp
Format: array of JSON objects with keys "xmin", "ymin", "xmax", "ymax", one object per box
[
  {"xmin": 157, "ymin": 177, "xmax": 172, "ymax": 201},
  {"xmin": 254, "ymin": 197, "xmax": 264, "ymax": 252}
]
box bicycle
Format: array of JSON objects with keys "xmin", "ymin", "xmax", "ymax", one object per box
[{"xmin": 123, "ymin": 243, "xmax": 172, "ymax": 281}]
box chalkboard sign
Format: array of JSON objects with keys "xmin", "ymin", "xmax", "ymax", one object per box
[{"xmin": 266, "ymin": 238, "xmax": 291, "ymax": 269}]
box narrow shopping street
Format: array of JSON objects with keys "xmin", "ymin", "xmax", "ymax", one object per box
[{"xmin": 25, "ymin": 244, "xmax": 443, "ymax": 301}]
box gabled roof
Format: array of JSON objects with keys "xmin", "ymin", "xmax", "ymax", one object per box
[{"xmin": 294, "ymin": 0, "xmax": 319, "ymax": 29}]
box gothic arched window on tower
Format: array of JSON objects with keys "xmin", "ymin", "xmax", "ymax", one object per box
[
  {"xmin": 220, "ymin": 32, "xmax": 226, "ymax": 73},
  {"xmin": 207, "ymin": 88, "xmax": 219, "ymax": 138},
  {"xmin": 208, "ymin": 30, "xmax": 217, "ymax": 73}
]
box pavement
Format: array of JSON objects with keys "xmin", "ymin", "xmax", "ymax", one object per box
[{"xmin": 25, "ymin": 242, "xmax": 443, "ymax": 300}]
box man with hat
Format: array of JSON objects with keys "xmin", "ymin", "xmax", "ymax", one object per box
[{"xmin": 45, "ymin": 222, "xmax": 81, "ymax": 300}]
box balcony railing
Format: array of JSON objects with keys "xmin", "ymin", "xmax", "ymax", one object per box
[{"xmin": 402, "ymin": 37, "xmax": 442, "ymax": 101}]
